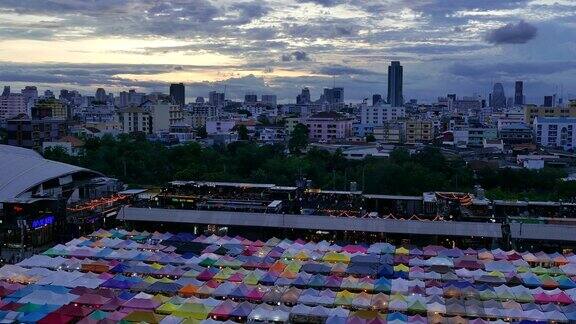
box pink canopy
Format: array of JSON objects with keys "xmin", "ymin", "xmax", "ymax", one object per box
[
  {"xmin": 121, "ymin": 298, "xmax": 160, "ymax": 310},
  {"xmin": 551, "ymin": 292, "xmax": 573, "ymax": 304},
  {"xmin": 533, "ymin": 292, "xmax": 552, "ymax": 304},
  {"xmin": 342, "ymin": 245, "xmax": 367, "ymax": 254}
]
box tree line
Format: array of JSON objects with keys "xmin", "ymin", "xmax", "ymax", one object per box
[{"xmin": 43, "ymin": 134, "xmax": 576, "ymax": 201}]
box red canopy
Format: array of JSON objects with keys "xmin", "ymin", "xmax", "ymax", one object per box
[{"xmin": 38, "ymin": 313, "xmax": 75, "ymax": 324}]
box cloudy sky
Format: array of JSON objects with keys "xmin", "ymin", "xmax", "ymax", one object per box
[{"xmin": 0, "ymin": 0, "xmax": 575, "ymax": 103}]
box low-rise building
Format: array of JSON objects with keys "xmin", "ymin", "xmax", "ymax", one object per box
[
  {"xmin": 499, "ymin": 123, "xmax": 533, "ymax": 145},
  {"xmin": 83, "ymin": 104, "xmax": 116, "ymax": 123},
  {"xmin": 534, "ymin": 117, "xmax": 576, "ymax": 150},
  {"xmin": 284, "ymin": 117, "xmax": 302, "ymax": 135},
  {"xmin": 6, "ymin": 115, "xmax": 68, "ymax": 149},
  {"xmin": 405, "ymin": 120, "xmax": 434, "ymax": 144},
  {"xmin": 0, "ymin": 93, "xmax": 28, "ymax": 120},
  {"xmin": 468, "ymin": 127, "xmax": 498, "ymax": 147},
  {"xmin": 31, "ymin": 98, "xmax": 68, "ymax": 120},
  {"xmin": 206, "ymin": 119, "xmax": 236, "ymax": 135},
  {"xmin": 360, "ymin": 104, "xmax": 405, "ymax": 125},
  {"xmin": 373, "ymin": 122, "xmax": 403, "ymax": 143},
  {"xmin": 256, "ymin": 126, "xmax": 285, "ymax": 142},
  {"xmin": 117, "ymin": 106, "xmax": 151, "ymax": 133},
  {"xmin": 185, "ymin": 104, "xmax": 219, "ymax": 129},
  {"xmin": 304, "ymin": 111, "xmax": 354, "ymax": 141},
  {"xmin": 525, "ymin": 104, "xmax": 576, "ymax": 124},
  {"xmin": 117, "ymin": 102, "xmax": 182, "ymax": 134},
  {"xmin": 516, "ymin": 155, "xmax": 561, "ymax": 170},
  {"xmin": 42, "ymin": 136, "xmax": 84, "ymax": 156}
]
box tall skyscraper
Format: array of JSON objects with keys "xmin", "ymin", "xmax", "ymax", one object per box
[
  {"xmin": 387, "ymin": 61, "xmax": 403, "ymax": 107},
  {"xmin": 170, "ymin": 83, "xmax": 185, "ymax": 107},
  {"xmin": 261, "ymin": 95, "xmax": 277, "ymax": 107},
  {"xmin": 244, "ymin": 94, "xmax": 257, "ymax": 104},
  {"xmin": 323, "ymin": 87, "xmax": 344, "ymax": 106},
  {"xmin": 95, "ymin": 88, "xmax": 107, "ymax": 103},
  {"xmin": 514, "ymin": 81, "xmax": 524, "ymax": 106},
  {"xmin": 21, "ymin": 86, "xmax": 38, "ymax": 108},
  {"xmin": 490, "ymin": 83, "xmax": 506, "ymax": 108},
  {"xmin": 372, "ymin": 94, "xmax": 382, "ymax": 106},
  {"xmin": 544, "ymin": 95, "xmax": 555, "ymax": 107},
  {"xmin": 44, "ymin": 90, "xmax": 55, "ymax": 99},
  {"xmin": 297, "ymin": 88, "xmax": 311, "ymax": 104},
  {"xmin": 208, "ymin": 91, "xmax": 225, "ymax": 107}
]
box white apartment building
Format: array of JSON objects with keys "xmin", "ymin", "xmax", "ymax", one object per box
[
  {"xmin": 534, "ymin": 117, "xmax": 576, "ymax": 150},
  {"xmin": 206, "ymin": 120, "xmax": 236, "ymax": 134},
  {"xmin": 0, "ymin": 93, "xmax": 28, "ymax": 119},
  {"xmin": 360, "ymin": 104, "xmax": 405, "ymax": 126},
  {"xmin": 117, "ymin": 102, "xmax": 182, "ymax": 134},
  {"xmin": 185, "ymin": 104, "xmax": 219, "ymax": 128}
]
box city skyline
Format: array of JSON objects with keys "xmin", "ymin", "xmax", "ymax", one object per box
[{"xmin": 0, "ymin": 1, "xmax": 575, "ymax": 102}]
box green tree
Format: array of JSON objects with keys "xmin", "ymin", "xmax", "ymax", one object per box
[
  {"xmin": 43, "ymin": 146, "xmax": 77, "ymax": 165},
  {"xmin": 288, "ymin": 123, "xmax": 309, "ymax": 154},
  {"xmin": 0, "ymin": 128, "xmax": 7, "ymax": 144},
  {"xmin": 237, "ymin": 109, "xmax": 252, "ymax": 117},
  {"xmin": 235, "ymin": 125, "xmax": 249, "ymax": 141},
  {"xmin": 195, "ymin": 126, "xmax": 208, "ymax": 139},
  {"xmin": 365, "ymin": 134, "xmax": 376, "ymax": 142}
]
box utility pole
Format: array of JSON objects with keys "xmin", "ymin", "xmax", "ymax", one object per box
[
  {"xmin": 332, "ymin": 170, "xmax": 336, "ymax": 191},
  {"xmin": 16, "ymin": 218, "xmax": 26, "ymax": 262},
  {"xmin": 362, "ymin": 165, "xmax": 366, "ymax": 191}
]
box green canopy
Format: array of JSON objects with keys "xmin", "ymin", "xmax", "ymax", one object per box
[
  {"xmin": 89, "ymin": 310, "xmax": 109, "ymax": 320},
  {"xmin": 199, "ymin": 258, "xmax": 217, "ymax": 267},
  {"xmin": 121, "ymin": 311, "xmax": 163, "ymax": 324},
  {"xmin": 156, "ymin": 302, "xmax": 179, "ymax": 315},
  {"xmin": 172, "ymin": 303, "xmax": 211, "ymax": 320},
  {"xmin": 408, "ymin": 300, "xmax": 427, "ymax": 313}
]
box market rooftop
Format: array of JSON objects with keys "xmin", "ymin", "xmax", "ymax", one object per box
[{"xmin": 1, "ymin": 228, "xmax": 576, "ymax": 323}]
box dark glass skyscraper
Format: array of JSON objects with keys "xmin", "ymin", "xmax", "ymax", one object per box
[
  {"xmin": 244, "ymin": 94, "xmax": 257, "ymax": 104},
  {"xmin": 490, "ymin": 83, "xmax": 506, "ymax": 108},
  {"xmin": 323, "ymin": 87, "xmax": 344, "ymax": 106},
  {"xmin": 514, "ymin": 81, "xmax": 524, "ymax": 106},
  {"xmin": 296, "ymin": 87, "xmax": 311, "ymax": 104},
  {"xmin": 387, "ymin": 61, "xmax": 403, "ymax": 107},
  {"xmin": 372, "ymin": 94, "xmax": 382, "ymax": 106},
  {"xmin": 169, "ymin": 83, "xmax": 185, "ymax": 107}
]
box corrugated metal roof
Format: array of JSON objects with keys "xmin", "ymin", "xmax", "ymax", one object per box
[
  {"xmin": 117, "ymin": 207, "xmax": 504, "ymax": 238},
  {"xmin": 0, "ymin": 144, "xmax": 100, "ymax": 201}
]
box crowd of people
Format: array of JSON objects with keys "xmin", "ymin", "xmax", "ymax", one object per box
[{"xmin": 152, "ymin": 182, "xmax": 576, "ymax": 222}]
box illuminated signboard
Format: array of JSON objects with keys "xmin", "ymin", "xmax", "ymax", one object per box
[{"xmin": 31, "ymin": 215, "xmax": 55, "ymax": 229}]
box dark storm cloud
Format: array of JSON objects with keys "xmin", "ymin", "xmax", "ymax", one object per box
[
  {"xmin": 125, "ymin": 38, "xmax": 290, "ymax": 60},
  {"xmin": 281, "ymin": 51, "xmax": 310, "ymax": 62},
  {"xmin": 0, "ymin": 63, "xmax": 209, "ymax": 88},
  {"xmin": 392, "ymin": 44, "xmax": 489, "ymax": 55},
  {"xmin": 408, "ymin": 0, "xmax": 528, "ymax": 12},
  {"xmin": 187, "ymin": 73, "xmax": 386, "ymax": 102},
  {"xmin": 485, "ymin": 20, "xmax": 538, "ymax": 44},
  {"xmin": 448, "ymin": 61, "xmax": 576, "ymax": 79},
  {"xmin": 315, "ymin": 65, "xmax": 383, "ymax": 76},
  {"xmin": 0, "ymin": 0, "xmax": 135, "ymax": 15},
  {"xmin": 295, "ymin": 0, "xmax": 344, "ymax": 7},
  {"xmin": 229, "ymin": 1, "xmax": 271, "ymax": 24},
  {"xmin": 0, "ymin": 27, "xmax": 55, "ymax": 40},
  {"xmin": 282, "ymin": 21, "xmax": 361, "ymax": 40},
  {"xmin": 0, "ymin": 0, "xmax": 574, "ymax": 101},
  {"xmin": 0, "ymin": 0, "xmax": 267, "ymax": 39}
]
